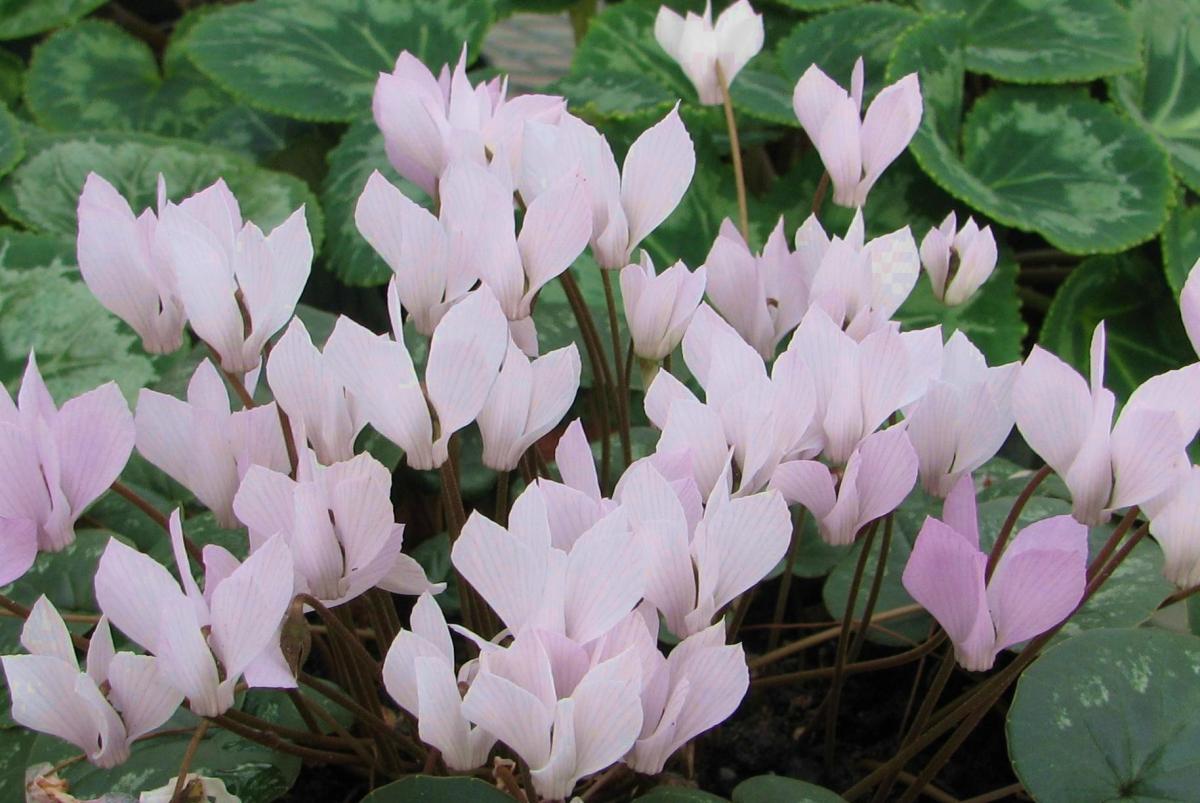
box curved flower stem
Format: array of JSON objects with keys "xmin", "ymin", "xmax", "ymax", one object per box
[
  {"xmin": 298, "ymin": 671, "xmax": 424, "ymax": 760},
  {"xmin": 748, "ymin": 602, "xmax": 924, "ymax": 671},
  {"xmin": 109, "ymin": 480, "xmax": 204, "ymax": 563},
  {"xmin": 824, "ymin": 520, "xmax": 879, "ymax": 767},
  {"xmin": 210, "ymin": 713, "xmax": 366, "ymax": 766},
  {"xmin": 600, "ymin": 269, "xmax": 632, "ymax": 466},
  {"xmin": 1086, "ymin": 507, "xmax": 1140, "ymax": 582},
  {"xmin": 872, "ymin": 644, "xmax": 954, "ymax": 802},
  {"xmin": 559, "ymin": 270, "xmax": 615, "ymax": 490},
  {"xmin": 850, "ymin": 512, "xmax": 894, "ymax": 661},
  {"xmin": 717, "ymin": 64, "xmax": 750, "ymax": 241},
  {"xmin": 767, "ymin": 509, "xmax": 808, "ymax": 653},
  {"xmin": 984, "ymin": 465, "xmax": 1051, "ymax": 579},
  {"xmin": 1160, "ymin": 582, "xmax": 1200, "ymax": 608},
  {"xmin": 753, "ymin": 632, "xmax": 944, "ymax": 689},
  {"xmin": 811, "ymin": 172, "xmax": 830, "ymax": 217},
  {"xmin": 169, "ymin": 719, "xmax": 209, "ymax": 802},
  {"xmin": 495, "ymin": 470, "xmax": 510, "ymax": 526}
]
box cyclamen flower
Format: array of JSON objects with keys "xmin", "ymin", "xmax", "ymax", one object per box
[
  {"xmin": 136, "ymin": 359, "xmax": 291, "ymax": 529},
  {"xmin": 620, "ymin": 252, "xmax": 707, "ymax": 362},
  {"xmin": 645, "ymin": 305, "xmax": 817, "ymax": 498},
  {"xmin": 325, "ymin": 285, "xmax": 508, "ymax": 469},
  {"xmin": 266, "ymin": 318, "xmax": 365, "ymax": 465},
  {"xmin": 382, "ymin": 592, "xmax": 495, "ymax": 770},
  {"xmin": 771, "ymin": 425, "xmax": 918, "ymax": 546},
  {"xmin": 654, "ymin": 1, "xmax": 764, "ymax": 105},
  {"xmin": 233, "ymin": 452, "xmax": 441, "ymax": 607},
  {"xmin": 799, "ymin": 211, "xmax": 921, "ymax": 341},
  {"xmin": 792, "ymin": 58, "xmax": 922, "ymax": 208},
  {"xmin": 703, "ymin": 218, "xmax": 808, "ymax": 360},
  {"xmin": 95, "ymin": 512, "xmax": 296, "ymax": 716},
  {"xmin": 76, "ymin": 173, "xmax": 186, "ymax": 354},
  {"xmin": 155, "ymin": 179, "xmax": 312, "ymax": 374},
  {"xmin": 920, "ymin": 212, "xmax": 998, "ymax": 306},
  {"xmin": 2, "ymin": 597, "xmax": 181, "ymax": 768},
  {"xmin": 1144, "ymin": 466, "xmax": 1200, "ymax": 588},
  {"xmin": 902, "ymin": 475, "xmax": 1088, "ymax": 671},
  {"xmin": 904, "ymin": 331, "xmax": 1018, "ymax": 496},
  {"xmin": 1180, "ymin": 256, "xmax": 1200, "ymax": 357},
  {"xmin": 520, "ymin": 109, "xmax": 696, "ymax": 270},
  {"xmin": 373, "ymin": 46, "xmax": 564, "ymax": 198},
  {"xmin": 0, "ymin": 354, "xmax": 134, "ymax": 557},
  {"xmin": 1014, "ymin": 322, "xmax": 1200, "ymax": 525},
  {"xmin": 478, "ymin": 338, "xmax": 581, "ymax": 471}
]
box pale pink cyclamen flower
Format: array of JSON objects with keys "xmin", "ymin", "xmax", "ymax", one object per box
[
  {"xmin": 95, "ymin": 511, "xmax": 296, "ymax": 716},
  {"xmin": 267, "ymin": 318, "xmax": 365, "ymax": 464},
  {"xmin": 462, "ymin": 634, "xmax": 645, "ymax": 800},
  {"xmin": 76, "ymin": 173, "xmax": 186, "ymax": 354},
  {"xmin": 781, "ymin": 306, "xmax": 941, "ymax": 466},
  {"xmin": 1014, "ymin": 322, "xmax": 1200, "ymax": 525},
  {"xmin": 629, "ymin": 621, "xmax": 748, "ymax": 774},
  {"xmin": 155, "ymin": 179, "xmax": 312, "ymax": 374},
  {"xmin": 324, "ymin": 285, "xmax": 508, "ymax": 469},
  {"xmin": 1141, "ymin": 465, "xmax": 1200, "ymax": 589},
  {"xmin": 904, "ymin": 331, "xmax": 1018, "ymax": 496},
  {"xmin": 703, "ymin": 218, "xmax": 808, "ymax": 360},
  {"xmin": 0, "ymin": 354, "xmax": 134, "ymax": 558},
  {"xmin": 902, "ymin": 475, "xmax": 1088, "ymax": 671},
  {"xmin": 618, "ymin": 459, "xmax": 791, "ymax": 636},
  {"xmin": 799, "ymin": 211, "xmax": 921, "ymax": 341},
  {"xmin": 771, "ymin": 424, "xmax": 918, "ymax": 546},
  {"xmin": 792, "ymin": 57, "xmax": 922, "ymax": 208},
  {"xmin": 135, "ymin": 359, "xmax": 291, "ymax": 529},
  {"xmin": 1180, "ymin": 256, "xmax": 1200, "ymax": 357},
  {"xmin": 138, "ymin": 774, "xmax": 238, "ymax": 803},
  {"xmin": 619, "ymin": 252, "xmax": 707, "ymax": 362},
  {"xmin": 919, "ymin": 212, "xmax": 998, "ymax": 306},
  {"xmin": 233, "ymin": 452, "xmax": 441, "ymax": 607},
  {"xmin": 653, "ymin": 1, "xmax": 764, "ymax": 105},
  {"xmin": 520, "ymin": 108, "xmax": 696, "ymax": 270},
  {"xmin": 358, "ymin": 162, "xmax": 589, "ymax": 354},
  {"xmin": 478, "ymin": 338, "xmax": 580, "ymax": 471},
  {"xmin": 382, "ymin": 592, "xmax": 496, "ymax": 770},
  {"xmin": 645, "ymin": 305, "xmax": 817, "ymax": 498},
  {"xmin": 373, "ymin": 46, "xmax": 564, "ymax": 198},
  {"xmin": 2, "ymin": 597, "xmax": 181, "ymax": 768}
]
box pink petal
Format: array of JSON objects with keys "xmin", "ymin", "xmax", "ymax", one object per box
[
  {"xmin": 852, "ymin": 426, "xmax": 918, "ymax": 525},
  {"xmin": 1148, "ymin": 466, "xmax": 1200, "ymax": 587},
  {"xmin": 518, "ymin": 174, "xmax": 591, "ymax": 306},
  {"xmin": 814, "ymin": 95, "xmax": 863, "ymax": 208},
  {"xmin": 858, "ymin": 73, "xmax": 922, "ymax": 202},
  {"xmin": 460, "ymin": 669, "xmax": 554, "ymax": 769},
  {"xmin": 1181, "ymin": 258, "xmax": 1200, "ymax": 357},
  {"xmin": 53, "ymin": 382, "xmax": 134, "ymax": 516},
  {"xmin": 693, "ymin": 490, "xmax": 790, "ymax": 613},
  {"xmin": 22, "ymin": 596, "xmax": 75, "ymax": 665},
  {"xmin": 415, "ymin": 656, "xmax": 491, "ymax": 770},
  {"xmin": 156, "ymin": 594, "xmax": 226, "ymax": 716},
  {"xmin": 792, "ymin": 64, "xmax": 849, "ymax": 139},
  {"xmin": 208, "ymin": 534, "xmax": 295, "ymax": 684},
  {"xmin": 1013, "ymin": 345, "xmax": 1092, "ymax": 475},
  {"xmin": 1109, "ymin": 409, "xmax": 1187, "ymax": 509},
  {"xmin": 0, "ymin": 518, "xmax": 37, "ymax": 586},
  {"xmin": 555, "ymin": 419, "xmax": 599, "ymax": 501},
  {"xmin": 563, "ymin": 510, "xmax": 642, "ymax": 642},
  {"xmin": 452, "ymin": 512, "xmax": 553, "ymax": 634},
  {"xmin": 106, "ymin": 653, "xmax": 182, "ymax": 740},
  {"xmin": 942, "ymin": 473, "xmax": 980, "ymax": 548},
  {"xmin": 3, "ymin": 655, "xmax": 99, "ymax": 755},
  {"xmin": 94, "ymin": 537, "xmax": 185, "ymax": 652},
  {"xmin": 620, "ymin": 106, "xmax": 696, "ymax": 258}
]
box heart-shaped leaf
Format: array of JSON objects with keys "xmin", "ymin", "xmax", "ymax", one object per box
[
  {"xmin": 0, "ymin": 0, "xmax": 105, "ymax": 40},
  {"xmin": 888, "ymin": 16, "xmax": 1172, "ymax": 255},
  {"xmin": 919, "ymin": 0, "xmax": 1139, "ymax": 83},
  {"xmin": 1110, "ymin": 0, "xmax": 1200, "ymax": 192},
  {"xmin": 733, "ymin": 776, "xmax": 846, "ymax": 803},
  {"xmin": 185, "ymin": 0, "xmax": 493, "ymax": 121},
  {"xmin": 1008, "ymin": 628, "xmax": 1200, "ymax": 802},
  {"xmin": 361, "ymin": 775, "xmax": 515, "ymax": 801},
  {"xmin": 1162, "ymin": 201, "xmax": 1200, "ymax": 295}
]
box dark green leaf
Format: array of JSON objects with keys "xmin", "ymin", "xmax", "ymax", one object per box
[
  {"xmin": 1110, "ymin": 0, "xmax": 1200, "ymax": 192},
  {"xmin": 1040, "ymin": 254, "xmax": 1193, "ymax": 401},
  {"xmin": 919, "ymin": 0, "xmax": 1140, "ymax": 83},
  {"xmin": 185, "ymin": 0, "xmax": 494, "ymax": 121},
  {"xmin": 776, "ymin": 5, "xmax": 919, "ymax": 95},
  {"xmin": 636, "ymin": 788, "xmax": 729, "ymax": 802},
  {"xmin": 361, "ymin": 775, "xmax": 515, "ymax": 801},
  {"xmin": 889, "ymin": 17, "xmax": 1172, "ymax": 254},
  {"xmin": 0, "ymin": 134, "xmax": 323, "ymax": 249},
  {"xmin": 733, "ymin": 775, "xmax": 846, "ymax": 803},
  {"xmin": 1162, "ymin": 201, "xmax": 1200, "ymax": 295},
  {"xmin": 0, "ymin": 105, "xmax": 21, "ymax": 182},
  {"xmin": 0, "ymin": 0, "xmax": 106, "ymax": 40},
  {"xmin": 769, "ymin": 0, "xmax": 860, "ymax": 9},
  {"xmin": 0, "ymin": 227, "xmax": 73, "ymax": 271},
  {"xmin": 0, "ymin": 49, "xmax": 23, "ymax": 108},
  {"xmin": 731, "ymin": 63, "xmax": 797, "ymax": 127},
  {"xmin": 1008, "ymin": 628, "xmax": 1200, "ymax": 802},
  {"xmin": 0, "ymin": 266, "xmax": 156, "ymax": 402}
]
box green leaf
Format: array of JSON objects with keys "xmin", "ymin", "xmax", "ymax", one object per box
[
  {"xmin": 0, "ymin": 226, "xmax": 73, "ymax": 271},
  {"xmin": 635, "ymin": 788, "xmax": 729, "ymax": 802},
  {"xmin": 29, "ymin": 715, "xmax": 300, "ymax": 802},
  {"xmin": 1110, "ymin": 0, "xmax": 1200, "ymax": 192},
  {"xmin": 731, "ymin": 62, "xmax": 798, "ymax": 127},
  {"xmin": 185, "ymin": 0, "xmax": 494, "ymax": 122},
  {"xmin": 919, "ymin": 0, "xmax": 1139, "ymax": 83},
  {"xmin": 1007, "ymin": 628, "xmax": 1200, "ymax": 802},
  {"xmin": 0, "ymin": 134, "xmax": 323, "ymax": 249},
  {"xmin": 0, "ymin": 266, "xmax": 156, "ymax": 402},
  {"xmin": 0, "ymin": 729, "xmax": 36, "ymax": 799},
  {"xmin": 776, "ymin": 5, "xmax": 920, "ymax": 95},
  {"xmin": 361, "ymin": 775, "xmax": 515, "ymax": 801},
  {"xmin": 1040, "ymin": 254, "xmax": 1194, "ymax": 401},
  {"xmin": 321, "ymin": 118, "xmax": 414, "ymax": 286},
  {"xmin": 895, "ymin": 259, "xmax": 1025, "ymax": 365},
  {"xmin": 732, "ymin": 775, "xmax": 847, "ymax": 803},
  {"xmin": 889, "ymin": 17, "xmax": 1173, "ymax": 255},
  {"xmin": 0, "ymin": 104, "xmax": 21, "ymax": 182},
  {"xmin": 1162, "ymin": 202, "xmax": 1200, "ymax": 295},
  {"xmin": 769, "ymin": 0, "xmax": 860, "ymax": 9},
  {"xmin": 25, "ymin": 20, "xmax": 306, "ymax": 159},
  {"xmin": 0, "ymin": 49, "xmax": 23, "ymax": 108},
  {"xmin": 0, "ymin": 0, "xmax": 106, "ymax": 40},
  {"xmin": 556, "ymin": 0, "xmax": 704, "ymax": 119}
]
